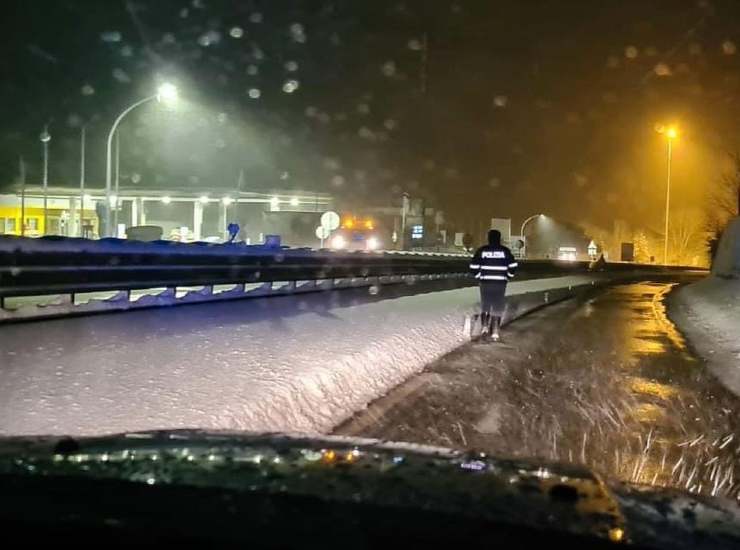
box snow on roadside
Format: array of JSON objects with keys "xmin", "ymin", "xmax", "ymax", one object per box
[
  {"xmin": 0, "ymin": 275, "xmax": 595, "ymax": 437},
  {"xmin": 670, "ymin": 218, "xmax": 740, "ymax": 396},
  {"xmin": 671, "ymin": 276, "xmax": 740, "ymax": 396}
]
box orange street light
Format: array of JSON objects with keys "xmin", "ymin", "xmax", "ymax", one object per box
[{"xmin": 656, "ymin": 124, "xmax": 678, "ymax": 264}]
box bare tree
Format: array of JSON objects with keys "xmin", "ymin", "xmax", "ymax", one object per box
[
  {"xmin": 670, "ymin": 209, "xmax": 709, "ymax": 266},
  {"xmin": 706, "ymin": 152, "xmax": 740, "ymax": 259},
  {"xmin": 709, "ymin": 152, "xmax": 740, "ymax": 223}
]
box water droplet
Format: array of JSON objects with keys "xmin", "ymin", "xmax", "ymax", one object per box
[
  {"xmin": 81, "ymin": 84, "xmax": 95, "ymax": 96},
  {"xmin": 131, "ymin": 173, "xmax": 142, "ymax": 184},
  {"xmin": 230, "ymin": 27, "xmax": 244, "ymax": 39},
  {"xmin": 625, "ymin": 45, "xmax": 638, "ymax": 59},
  {"xmin": 101, "ymin": 31, "xmax": 122, "ymax": 43},
  {"xmin": 408, "ymin": 38, "xmax": 423, "ymax": 51},
  {"xmin": 384, "ymin": 119, "xmax": 397, "ymax": 130},
  {"xmin": 198, "ymin": 30, "xmax": 221, "ymax": 47},
  {"xmin": 112, "ymin": 68, "xmax": 131, "ymax": 83},
  {"xmin": 282, "ymin": 79, "xmax": 300, "ymax": 93},
  {"xmin": 331, "ymin": 175, "xmax": 345, "ymax": 187},
  {"xmin": 284, "ymin": 60, "xmax": 299, "ymax": 72},
  {"xmin": 305, "ymin": 106, "xmax": 318, "ymax": 117},
  {"xmin": 654, "ymin": 62, "xmax": 671, "ymax": 76},
  {"xmin": 493, "ymin": 95, "xmax": 508, "ymax": 107},
  {"xmin": 358, "ymin": 127, "xmax": 375, "ymax": 140},
  {"xmin": 381, "ymin": 61, "xmax": 397, "ymax": 76},
  {"xmin": 722, "ymin": 40, "xmax": 736, "ymax": 55},
  {"xmin": 246, "ymin": 64, "xmax": 259, "ymax": 76},
  {"xmin": 248, "ymin": 88, "xmax": 261, "ymax": 99},
  {"xmin": 357, "ymin": 103, "xmax": 370, "ymax": 115}
]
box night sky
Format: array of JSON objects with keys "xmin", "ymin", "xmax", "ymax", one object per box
[{"xmin": 3, "ymin": 0, "xmax": 740, "ymax": 235}]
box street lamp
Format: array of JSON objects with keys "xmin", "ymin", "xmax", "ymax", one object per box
[
  {"xmin": 39, "ymin": 126, "xmax": 51, "ymax": 235},
  {"xmin": 520, "ymin": 213, "xmax": 545, "ymax": 258},
  {"xmin": 104, "ymin": 82, "xmax": 178, "ymax": 236},
  {"xmin": 656, "ymin": 124, "xmax": 678, "ymax": 264}
]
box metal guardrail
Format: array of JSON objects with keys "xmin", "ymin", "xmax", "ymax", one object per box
[{"xmin": 0, "ymin": 236, "xmax": 706, "ymax": 322}]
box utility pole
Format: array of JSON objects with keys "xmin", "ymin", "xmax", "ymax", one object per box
[
  {"xmin": 19, "ymin": 156, "xmax": 26, "ymax": 237},
  {"xmin": 79, "ymin": 125, "xmax": 86, "ymax": 237}
]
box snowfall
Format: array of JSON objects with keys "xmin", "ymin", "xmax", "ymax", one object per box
[
  {"xmin": 671, "ymin": 218, "xmax": 740, "ymax": 396},
  {"xmin": 0, "ymin": 274, "xmax": 597, "ymax": 437}
]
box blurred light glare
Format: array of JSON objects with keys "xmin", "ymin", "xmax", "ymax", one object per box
[
  {"xmin": 157, "ymin": 83, "xmax": 178, "ymax": 104},
  {"xmin": 222, "ymin": 197, "xmax": 234, "ymax": 206},
  {"xmin": 199, "ymin": 195, "xmax": 210, "ymax": 204},
  {"xmin": 331, "ymin": 235, "xmax": 346, "ymax": 249},
  {"xmin": 161, "ymin": 196, "xmax": 172, "ymax": 205},
  {"xmin": 666, "ymin": 126, "xmax": 678, "ymax": 139},
  {"xmin": 270, "ymin": 196, "xmax": 280, "ymax": 208},
  {"xmin": 290, "ymin": 197, "xmax": 299, "ymax": 207}
]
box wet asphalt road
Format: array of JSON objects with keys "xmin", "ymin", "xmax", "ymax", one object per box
[{"xmin": 337, "ymin": 281, "xmax": 740, "ymax": 501}]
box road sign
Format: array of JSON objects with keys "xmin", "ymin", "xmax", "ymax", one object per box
[
  {"xmin": 315, "ymin": 225, "xmax": 330, "ymax": 240},
  {"xmin": 320, "ymin": 211, "xmax": 340, "ymax": 231}
]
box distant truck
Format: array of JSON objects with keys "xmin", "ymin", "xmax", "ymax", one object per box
[{"xmin": 327, "ymin": 215, "xmax": 382, "ymax": 251}]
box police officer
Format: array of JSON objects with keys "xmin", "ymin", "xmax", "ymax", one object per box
[{"xmin": 469, "ymin": 229, "xmax": 518, "ymax": 340}]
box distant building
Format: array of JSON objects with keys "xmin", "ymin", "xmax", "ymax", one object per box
[{"xmin": 0, "ymin": 185, "xmax": 334, "ymax": 246}]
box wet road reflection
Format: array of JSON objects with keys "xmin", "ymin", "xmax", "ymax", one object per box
[{"xmin": 337, "ymin": 282, "xmax": 740, "ymax": 501}]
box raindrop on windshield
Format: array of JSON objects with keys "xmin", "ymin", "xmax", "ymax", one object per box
[
  {"xmin": 381, "ymin": 61, "xmax": 397, "ymax": 76},
  {"xmin": 101, "ymin": 31, "xmax": 122, "ymax": 43},
  {"xmin": 282, "ymin": 80, "xmax": 300, "ymax": 93},
  {"xmin": 230, "ymin": 27, "xmax": 244, "ymax": 39},
  {"xmin": 248, "ymin": 88, "xmax": 261, "ymax": 99},
  {"xmin": 112, "ymin": 68, "xmax": 131, "ymax": 83}
]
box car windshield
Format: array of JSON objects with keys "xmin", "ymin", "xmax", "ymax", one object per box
[{"xmin": 2, "ymin": 0, "xmax": 740, "ymax": 517}]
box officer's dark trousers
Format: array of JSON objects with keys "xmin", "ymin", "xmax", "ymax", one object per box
[{"xmin": 480, "ymin": 281, "xmax": 507, "ymax": 318}]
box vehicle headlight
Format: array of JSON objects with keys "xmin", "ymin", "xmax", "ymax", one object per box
[
  {"xmin": 366, "ymin": 236, "xmax": 380, "ymax": 250},
  {"xmin": 330, "ymin": 235, "xmax": 346, "ymax": 249}
]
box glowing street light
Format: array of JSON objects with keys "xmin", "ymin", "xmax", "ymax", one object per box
[
  {"xmin": 104, "ymin": 82, "xmax": 178, "ymax": 236},
  {"xmin": 156, "ymin": 82, "xmax": 179, "ymax": 104},
  {"xmin": 656, "ymin": 124, "xmax": 678, "ymax": 264},
  {"xmin": 520, "ymin": 213, "xmax": 545, "ymax": 259},
  {"xmin": 39, "ymin": 125, "xmax": 51, "ymax": 235}
]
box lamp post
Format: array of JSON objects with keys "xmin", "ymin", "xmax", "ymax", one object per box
[
  {"xmin": 39, "ymin": 126, "xmax": 51, "ymax": 235},
  {"xmin": 520, "ymin": 213, "xmax": 544, "ymax": 259},
  {"xmin": 656, "ymin": 125, "xmax": 677, "ymax": 265},
  {"xmin": 104, "ymin": 83, "xmax": 178, "ymax": 236},
  {"xmin": 79, "ymin": 125, "xmax": 86, "ymax": 237}
]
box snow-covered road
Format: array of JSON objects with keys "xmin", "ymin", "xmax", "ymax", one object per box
[{"xmin": 0, "ymin": 276, "xmax": 596, "ymax": 437}]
